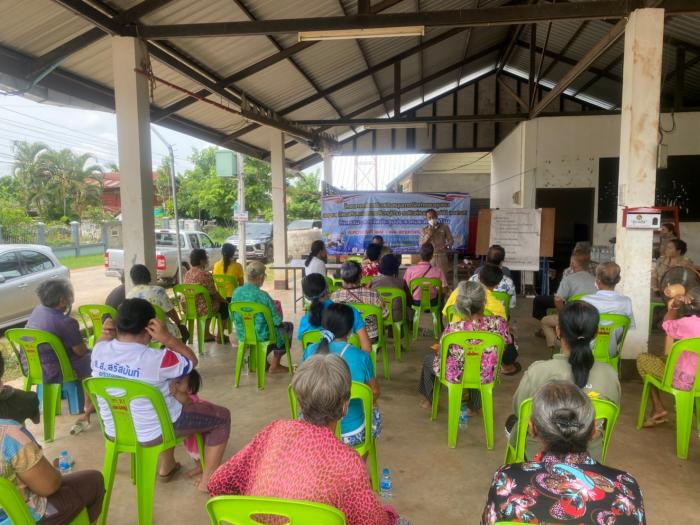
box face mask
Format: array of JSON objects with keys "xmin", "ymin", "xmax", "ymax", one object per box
[{"xmin": 428, "ymin": 219, "xmax": 437, "ymax": 226}]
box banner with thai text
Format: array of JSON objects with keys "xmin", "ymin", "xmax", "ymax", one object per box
[{"xmin": 321, "ymin": 192, "xmax": 470, "ymax": 255}]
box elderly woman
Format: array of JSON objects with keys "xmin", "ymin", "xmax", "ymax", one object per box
[
  {"xmin": 182, "ymin": 248, "xmax": 228, "ymax": 341},
  {"xmin": 482, "ymin": 381, "xmax": 645, "ymax": 525},
  {"xmin": 25, "ymin": 280, "xmax": 94, "ymax": 432},
  {"xmin": 231, "ymin": 261, "xmax": 293, "ymax": 373},
  {"xmin": 511, "ymin": 301, "xmax": 620, "ymax": 461},
  {"xmin": 0, "ymin": 416, "xmax": 105, "ymax": 525},
  {"xmin": 331, "ymin": 261, "xmax": 387, "ymax": 342},
  {"xmin": 208, "ymin": 353, "xmax": 405, "ymax": 525},
  {"xmin": 418, "ymin": 281, "xmax": 512, "ymax": 411},
  {"xmin": 652, "ymin": 238, "xmax": 694, "ymax": 292}
]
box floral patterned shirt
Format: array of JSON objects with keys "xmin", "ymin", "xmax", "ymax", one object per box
[
  {"xmin": 362, "ymin": 260, "xmax": 380, "ymax": 278},
  {"xmin": 208, "ymin": 419, "xmax": 398, "ymax": 525},
  {"xmin": 182, "ymin": 266, "xmax": 221, "ymax": 316},
  {"xmin": 482, "ymin": 451, "xmax": 646, "ymax": 525},
  {"xmin": 434, "ymin": 317, "xmax": 512, "ymax": 384}
]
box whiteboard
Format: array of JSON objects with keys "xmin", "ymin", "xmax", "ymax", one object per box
[{"xmin": 489, "ymin": 209, "xmax": 542, "ymax": 270}]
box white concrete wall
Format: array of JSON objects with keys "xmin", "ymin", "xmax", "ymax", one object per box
[
  {"xmin": 491, "ymin": 112, "xmax": 700, "ymax": 261},
  {"xmin": 411, "ymin": 172, "xmax": 491, "ymax": 198}
]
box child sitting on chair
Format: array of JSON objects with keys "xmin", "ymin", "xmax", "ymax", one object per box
[{"xmin": 170, "ymin": 369, "xmax": 206, "ymax": 479}]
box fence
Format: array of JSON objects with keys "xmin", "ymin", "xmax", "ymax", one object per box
[{"xmin": 0, "ymin": 221, "xmax": 106, "ymax": 257}]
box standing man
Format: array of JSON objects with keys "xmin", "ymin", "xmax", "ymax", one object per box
[{"xmin": 419, "ymin": 208, "xmax": 453, "ymax": 278}]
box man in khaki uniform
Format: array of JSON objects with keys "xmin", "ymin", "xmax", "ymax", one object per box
[{"xmin": 419, "ymin": 208, "xmax": 453, "ymax": 278}]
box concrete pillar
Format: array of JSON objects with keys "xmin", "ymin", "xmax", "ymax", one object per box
[
  {"xmin": 270, "ymin": 129, "xmax": 288, "ymax": 289},
  {"xmin": 70, "ymin": 221, "xmax": 80, "ymax": 257},
  {"xmin": 37, "ymin": 222, "xmax": 46, "ymax": 245},
  {"xmin": 112, "ymin": 37, "xmax": 156, "ymax": 292},
  {"xmin": 615, "ymin": 8, "xmax": 664, "ymax": 359},
  {"xmin": 323, "ymin": 151, "xmax": 333, "ymax": 189}
]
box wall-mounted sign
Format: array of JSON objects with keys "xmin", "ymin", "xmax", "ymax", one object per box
[{"xmin": 623, "ymin": 207, "xmax": 662, "ymax": 229}]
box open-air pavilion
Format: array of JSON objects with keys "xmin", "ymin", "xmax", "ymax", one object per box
[{"xmin": 3, "ymin": 0, "xmax": 700, "ymax": 523}]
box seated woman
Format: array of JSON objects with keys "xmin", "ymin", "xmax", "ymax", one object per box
[
  {"xmin": 304, "ymin": 240, "xmax": 327, "ymax": 276},
  {"xmin": 0, "ymin": 417, "xmax": 105, "ymax": 525},
  {"xmin": 304, "ymin": 303, "xmax": 381, "ymax": 447},
  {"xmin": 637, "ymin": 286, "xmax": 700, "ymax": 427},
  {"xmin": 126, "ymin": 264, "xmax": 187, "ymax": 341},
  {"xmin": 25, "ymin": 280, "xmax": 93, "ymax": 433},
  {"xmin": 418, "ymin": 281, "xmax": 513, "ymax": 411},
  {"xmin": 182, "ymin": 248, "xmax": 228, "ymax": 341},
  {"xmin": 212, "ymin": 243, "xmax": 244, "ymax": 300},
  {"xmin": 482, "ymin": 381, "xmax": 645, "ymax": 525},
  {"xmin": 652, "ymin": 238, "xmax": 694, "ymax": 292},
  {"xmin": 331, "ymin": 261, "xmax": 387, "ymax": 342},
  {"xmin": 208, "ymin": 353, "xmax": 404, "ymax": 525},
  {"xmin": 362, "ymin": 244, "xmax": 382, "ymax": 278},
  {"xmin": 511, "ymin": 301, "xmax": 620, "ymax": 462},
  {"xmin": 299, "ymin": 273, "xmax": 371, "ymax": 353},
  {"xmin": 92, "ymin": 299, "xmax": 231, "ymax": 492},
  {"xmin": 370, "ymin": 254, "xmax": 407, "ymax": 323},
  {"xmin": 231, "ymin": 261, "xmax": 294, "ymax": 373}
]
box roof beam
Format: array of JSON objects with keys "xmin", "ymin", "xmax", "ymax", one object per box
[
  {"xmin": 530, "ymin": 18, "xmax": 627, "ymax": 118},
  {"xmin": 137, "ymin": 2, "xmax": 649, "ymax": 38},
  {"xmin": 32, "ymin": 0, "xmax": 173, "ymax": 82},
  {"xmin": 295, "ymin": 113, "xmax": 531, "ymax": 126},
  {"xmin": 539, "ymin": 20, "xmax": 589, "ymax": 80},
  {"xmin": 571, "ymin": 52, "xmax": 624, "ymax": 98}
]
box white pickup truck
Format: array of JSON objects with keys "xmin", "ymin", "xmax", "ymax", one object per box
[{"xmin": 105, "ymin": 229, "xmax": 223, "ymax": 284}]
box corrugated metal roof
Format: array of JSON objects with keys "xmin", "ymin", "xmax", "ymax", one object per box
[{"xmin": 1, "ymin": 0, "xmax": 699, "ymax": 166}]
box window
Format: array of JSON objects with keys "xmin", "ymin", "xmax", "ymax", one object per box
[
  {"xmin": 188, "ymin": 234, "xmax": 200, "ymax": 249},
  {"xmin": 0, "ymin": 252, "xmax": 22, "ymax": 280},
  {"xmin": 20, "ymin": 250, "xmax": 54, "ymax": 273},
  {"xmin": 199, "ymin": 234, "xmax": 214, "ymax": 249},
  {"xmin": 156, "ymin": 232, "xmax": 185, "ymax": 247}
]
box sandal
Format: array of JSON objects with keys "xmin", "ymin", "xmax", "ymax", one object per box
[
  {"xmin": 502, "ymin": 362, "xmax": 522, "ymax": 376},
  {"xmin": 642, "ymin": 415, "xmax": 668, "ymax": 428},
  {"xmin": 158, "ymin": 462, "xmax": 181, "ymax": 482},
  {"xmin": 69, "ymin": 420, "xmax": 90, "ymax": 435}
]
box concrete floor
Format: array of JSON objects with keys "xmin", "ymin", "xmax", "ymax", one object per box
[{"xmin": 21, "ymin": 291, "xmax": 700, "ymax": 525}]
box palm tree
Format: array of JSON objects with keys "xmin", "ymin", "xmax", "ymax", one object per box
[
  {"xmin": 12, "ymin": 140, "xmax": 51, "ymax": 215},
  {"xmin": 42, "ymin": 149, "xmax": 103, "ymax": 219}
]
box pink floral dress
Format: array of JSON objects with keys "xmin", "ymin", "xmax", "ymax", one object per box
[{"xmin": 433, "ymin": 316, "xmax": 512, "ymax": 384}]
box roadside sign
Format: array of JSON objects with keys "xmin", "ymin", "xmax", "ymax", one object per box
[{"xmin": 234, "ymin": 211, "xmax": 249, "ymax": 222}]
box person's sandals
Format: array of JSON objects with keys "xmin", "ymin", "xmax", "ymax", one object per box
[
  {"xmin": 501, "ymin": 362, "xmax": 522, "ymax": 376},
  {"xmin": 642, "ymin": 414, "xmax": 668, "ymax": 428},
  {"xmin": 69, "ymin": 420, "xmax": 90, "ymax": 435},
  {"xmin": 158, "ymin": 462, "xmax": 181, "ymax": 482}
]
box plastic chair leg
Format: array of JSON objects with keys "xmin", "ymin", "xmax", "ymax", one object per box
[
  {"xmin": 134, "ymin": 448, "xmax": 159, "ymax": 525},
  {"xmin": 367, "ymin": 442, "xmax": 379, "ymax": 492},
  {"xmin": 695, "ymin": 397, "xmax": 700, "ymax": 434},
  {"xmin": 370, "ymin": 346, "xmax": 378, "ymax": 375},
  {"xmin": 98, "ymin": 442, "xmax": 119, "ymax": 525},
  {"xmin": 234, "ymin": 342, "xmax": 246, "ymax": 387},
  {"xmin": 381, "ymin": 344, "xmax": 390, "ymax": 380},
  {"xmin": 257, "ymin": 343, "xmax": 267, "ymax": 390},
  {"xmin": 186, "ymin": 319, "xmax": 195, "ymax": 344},
  {"xmin": 195, "ymin": 433, "xmax": 206, "ymax": 471},
  {"xmin": 431, "ymin": 380, "xmax": 441, "ymax": 421},
  {"xmin": 402, "ymin": 321, "xmax": 411, "ymax": 353},
  {"xmin": 675, "ymin": 394, "xmax": 694, "ymax": 459},
  {"xmin": 447, "ymin": 384, "xmax": 463, "ymax": 448},
  {"xmin": 69, "ymin": 508, "xmax": 90, "ymax": 525},
  {"xmin": 41, "ymin": 384, "xmax": 60, "ymax": 442},
  {"xmin": 216, "ymin": 315, "xmax": 225, "ymax": 344},
  {"xmin": 431, "ymin": 310, "xmax": 441, "ymax": 340},
  {"xmin": 391, "ymin": 323, "xmax": 401, "ymax": 361},
  {"xmin": 412, "ymin": 309, "xmax": 420, "ymax": 341},
  {"xmin": 196, "ymin": 319, "xmax": 206, "ymax": 355},
  {"xmin": 636, "ymin": 378, "xmax": 652, "ymax": 429},
  {"xmin": 481, "ymin": 386, "xmax": 495, "ymax": 450}
]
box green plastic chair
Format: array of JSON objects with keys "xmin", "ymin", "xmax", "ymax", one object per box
[
  {"xmin": 0, "ymin": 477, "xmax": 90, "ymax": 525},
  {"xmin": 636, "ymin": 337, "xmax": 700, "ymax": 459},
  {"xmin": 206, "ymin": 496, "xmax": 346, "ymax": 525},
  {"xmin": 300, "ymin": 329, "xmax": 323, "ymax": 349},
  {"xmin": 83, "ymin": 377, "xmax": 204, "ymax": 525},
  {"xmin": 346, "ymin": 256, "xmax": 363, "ymax": 264},
  {"xmin": 409, "ymin": 277, "xmax": 443, "ymax": 340},
  {"xmin": 6, "ymin": 328, "xmax": 83, "ymax": 442},
  {"xmin": 229, "ymin": 302, "xmax": 292, "ymax": 390},
  {"xmin": 431, "ymin": 331, "xmax": 505, "ymax": 449},
  {"xmin": 505, "ymin": 397, "xmax": 619, "ymax": 464},
  {"xmin": 350, "ymin": 303, "xmax": 390, "ymax": 380},
  {"xmin": 173, "ymin": 283, "xmax": 225, "ymax": 354},
  {"xmin": 325, "ymin": 276, "xmax": 339, "ymax": 294},
  {"xmin": 78, "ymin": 304, "xmax": 118, "ymax": 347},
  {"xmin": 376, "ymin": 287, "xmax": 410, "ymax": 360},
  {"xmin": 444, "ymin": 304, "xmax": 458, "ymax": 324},
  {"xmin": 288, "ymin": 381, "xmax": 379, "ymax": 491},
  {"xmin": 491, "ymin": 291, "xmax": 511, "ymax": 319},
  {"xmin": 213, "ymin": 274, "xmax": 238, "ymax": 333},
  {"xmin": 360, "ymin": 275, "xmax": 375, "ymax": 287},
  {"xmin": 593, "ymin": 313, "xmax": 631, "ymax": 372}
]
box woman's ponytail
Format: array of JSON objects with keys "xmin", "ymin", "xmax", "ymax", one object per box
[
  {"xmin": 558, "ymin": 301, "xmax": 599, "ymax": 388},
  {"xmin": 302, "ymin": 274, "xmax": 328, "ymax": 328}
]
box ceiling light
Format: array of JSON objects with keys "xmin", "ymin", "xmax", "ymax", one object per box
[
  {"xmin": 364, "ymin": 122, "xmax": 429, "ymax": 130},
  {"xmin": 298, "ymin": 26, "xmax": 424, "ymax": 42}
]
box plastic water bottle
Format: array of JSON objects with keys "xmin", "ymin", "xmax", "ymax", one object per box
[
  {"xmin": 459, "ymin": 404, "xmax": 469, "ymax": 430},
  {"xmin": 380, "ymin": 468, "xmax": 393, "ymax": 499},
  {"xmin": 242, "ymin": 354, "xmax": 249, "ymax": 376},
  {"xmin": 58, "ymin": 450, "xmax": 72, "ymax": 475}
]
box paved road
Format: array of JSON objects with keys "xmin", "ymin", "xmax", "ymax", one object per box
[{"xmin": 71, "ymin": 265, "xmax": 118, "ymax": 309}]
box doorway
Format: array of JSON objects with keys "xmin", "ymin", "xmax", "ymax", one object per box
[{"xmin": 536, "ymin": 188, "xmax": 595, "ymax": 277}]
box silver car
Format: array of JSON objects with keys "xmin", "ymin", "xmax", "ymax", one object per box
[{"xmin": 0, "ymin": 244, "xmax": 70, "ymax": 330}]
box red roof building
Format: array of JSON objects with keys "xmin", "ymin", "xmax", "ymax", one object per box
[{"xmin": 100, "ymin": 171, "xmax": 162, "ymax": 215}]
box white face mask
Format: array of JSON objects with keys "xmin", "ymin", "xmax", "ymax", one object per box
[{"xmin": 428, "ymin": 219, "xmax": 437, "ymax": 226}]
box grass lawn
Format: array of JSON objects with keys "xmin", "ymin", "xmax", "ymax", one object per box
[
  {"xmin": 0, "ymin": 339, "xmax": 22, "ymax": 381},
  {"xmin": 58, "ymin": 254, "xmax": 104, "ymax": 270}
]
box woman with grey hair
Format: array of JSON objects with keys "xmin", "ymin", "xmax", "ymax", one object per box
[
  {"xmin": 418, "ymin": 280, "xmax": 511, "ymax": 411},
  {"xmin": 482, "ymin": 381, "xmax": 645, "ymax": 524},
  {"xmin": 25, "ymin": 279, "xmax": 94, "ymax": 432},
  {"xmin": 208, "ymin": 354, "xmax": 404, "ymax": 525}
]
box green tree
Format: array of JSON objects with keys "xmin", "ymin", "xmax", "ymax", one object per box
[
  {"xmin": 155, "ymin": 157, "xmax": 174, "ymax": 216},
  {"xmin": 12, "ymin": 140, "xmax": 51, "ymax": 215},
  {"xmin": 41, "ymin": 149, "xmax": 103, "ymax": 220},
  {"xmin": 0, "ymin": 176, "xmax": 30, "ymax": 227},
  {"xmin": 287, "ymin": 170, "xmax": 321, "ymax": 221}
]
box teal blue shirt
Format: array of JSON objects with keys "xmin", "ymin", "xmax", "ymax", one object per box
[
  {"xmin": 303, "ymin": 341, "xmax": 374, "ymax": 434},
  {"xmin": 232, "ymin": 283, "xmax": 282, "ymax": 343}
]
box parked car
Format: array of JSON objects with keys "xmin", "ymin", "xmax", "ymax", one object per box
[
  {"xmin": 105, "ymin": 229, "xmax": 222, "ymax": 284},
  {"xmin": 226, "ymin": 222, "xmax": 273, "ymax": 262},
  {"xmin": 0, "ymin": 244, "xmax": 70, "ymax": 330}
]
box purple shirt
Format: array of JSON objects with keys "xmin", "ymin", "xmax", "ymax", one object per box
[{"xmin": 25, "ymin": 305, "xmax": 90, "ymax": 383}]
